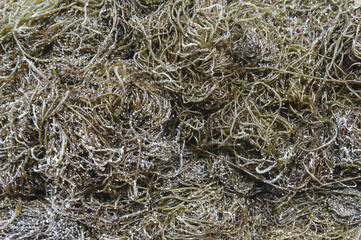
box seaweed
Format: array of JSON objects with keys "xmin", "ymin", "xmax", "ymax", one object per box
[{"xmin": 1, "ymin": 0, "xmax": 361, "ymax": 239}]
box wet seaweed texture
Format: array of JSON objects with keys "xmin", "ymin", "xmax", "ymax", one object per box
[{"xmin": 1, "ymin": 0, "xmax": 361, "ymax": 239}]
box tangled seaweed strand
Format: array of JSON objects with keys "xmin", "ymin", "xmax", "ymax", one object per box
[{"xmin": 1, "ymin": 0, "xmax": 361, "ymax": 239}]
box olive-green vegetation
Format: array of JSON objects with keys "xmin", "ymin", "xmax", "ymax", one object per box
[{"xmin": 1, "ymin": 0, "xmax": 361, "ymax": 239}]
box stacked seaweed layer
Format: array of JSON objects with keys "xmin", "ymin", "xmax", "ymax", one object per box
[{"xmin": 1, "ymin": 0, "xmax": 361, "ymax": 239}]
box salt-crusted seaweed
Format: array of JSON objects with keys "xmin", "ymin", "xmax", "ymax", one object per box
[{"xmin": 1, "ymin": 0, "xmax": 361, "ymax": 239}]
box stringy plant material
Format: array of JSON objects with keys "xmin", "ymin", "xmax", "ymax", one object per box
[{"xmin": 1, "ymin": 0, "xmax": 361, "ymax": 239}]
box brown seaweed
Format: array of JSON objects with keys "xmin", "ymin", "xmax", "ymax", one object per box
[{"xmin": 1, "ymin": 0, "xmax": 361, "ymax": 239}]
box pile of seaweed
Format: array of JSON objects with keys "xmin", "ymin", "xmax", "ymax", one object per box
[{"xmin": 1, "ymin": 0, "xmax": 361, "ymax": 239}]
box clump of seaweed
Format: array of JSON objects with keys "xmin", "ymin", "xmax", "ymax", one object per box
[{"xmin": 1, "ymin": 0, "xmax": 361, "ymax": 239}]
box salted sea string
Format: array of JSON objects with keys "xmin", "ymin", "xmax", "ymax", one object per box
[{"xmin": 1, "ymin": 0, "xmax": 361, "ymax": 239}]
